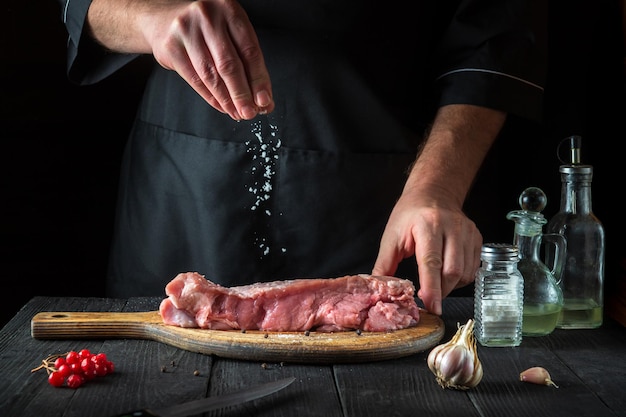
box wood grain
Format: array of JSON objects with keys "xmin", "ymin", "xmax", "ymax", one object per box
[{"xmin": 30, "ymin": 310, "xmax": 444, "ymax": 363}]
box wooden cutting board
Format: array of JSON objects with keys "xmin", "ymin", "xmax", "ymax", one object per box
[{"xmin": 31, "ymin": 310, "xmax": 444, "ymax": 364}]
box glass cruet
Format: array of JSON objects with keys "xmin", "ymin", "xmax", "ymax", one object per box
[{"xmin": 506, "ymin": 187, "xmax": 565, "ymax": 336}]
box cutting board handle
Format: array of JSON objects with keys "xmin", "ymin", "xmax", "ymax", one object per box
[{"xmin": 31, "ymin": 311, "xmax": 163, "ymax": 339}]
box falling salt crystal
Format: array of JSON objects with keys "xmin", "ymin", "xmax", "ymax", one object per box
[{"xmin": 245, "ymin": 119, "xmax": 284, "ymax": 259}]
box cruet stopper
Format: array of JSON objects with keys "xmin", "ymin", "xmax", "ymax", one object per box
[{"xmin": 506, "ymin": 187, "xmax": 548, "ymax": 236}]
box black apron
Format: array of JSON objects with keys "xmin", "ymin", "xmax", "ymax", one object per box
[
  {"xmin": 103, "ymin": 0, "xmax": 545, "ymax": 296},
  {"xmin": 105, "ymin": 5, "xmax": 434, "ymax": 296}
]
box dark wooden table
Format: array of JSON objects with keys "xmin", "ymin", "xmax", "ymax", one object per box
[{"xmin": 1, "ymin": 296, "xmax": 624, "ymax": 417}]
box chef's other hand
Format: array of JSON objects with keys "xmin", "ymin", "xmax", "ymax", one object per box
[
  {"xmin": 141, "ymin": 0, "xmax": 273, "ymax": 120},
  {"xmin": 371, "ymin": 190, "xmax": 482, "ymax": 316}
]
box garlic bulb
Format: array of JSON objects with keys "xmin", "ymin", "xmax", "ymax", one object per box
[
  {"xmin": 427, "ymin": 318, "xmax": 483, "ymax": 390},
  {"xmin": 520, "ymin": 367, "xmax": 559, "ymax": 388}
]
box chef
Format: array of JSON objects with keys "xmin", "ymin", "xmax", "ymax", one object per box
[{"xmin": 55, "ymin": 0, "xmax": 546, "ymax": 315}]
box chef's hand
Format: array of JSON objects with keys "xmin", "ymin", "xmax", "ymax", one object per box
[
  {"xmin": 371, "ymin": 104, "xmax": 504, "ymax": 316},
  {"xmin": 88, "ymin": 0, "xmax": 273, "ymax": 121},
  {"xmin": 149, "ymin": 0, "xmax": 273, "ymax": 120},
  {"xmin": 372, "ymin": 189, "xmax": 482, "ymax": 316}
]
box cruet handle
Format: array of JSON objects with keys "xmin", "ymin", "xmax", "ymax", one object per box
[{"xmin": 542, "ymin": 233, "xmax": 567, "ymax": 285}]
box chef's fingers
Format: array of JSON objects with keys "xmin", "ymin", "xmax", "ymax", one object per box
[
  {"xmin": 224, "ymin": 3, "xmax": 274, "ymax": 114},
  {"xmin": 172, "ymin": 38, "xmax": 232, "ymax": 116},
  {"xmin": 450, "ymin": 220, "xmax": 481, "ymax": 293},
  {"xmin": 197, "ymin": 1, "xmax": 267, "ymax": 120},
  {"xmin": 439, "ymin": 234, "xmax": 463, "ymax": 299},
  {"xmin": 433, "ymin": 218, "xmax": 481, "ymax": 303},
  {"xmin": 464, "ymin": 227, "xmax": 482, "ymax": 287},
  {"xmin": 371, "ymin": 237, "xmax": 403, "ymax": 278},
  {"xmin": 153, "ymin": 0, "xmax": 271, "ymax": 120},
  {"xmin": 189, "ymin": 32, "xmax": 244, "ymax": 119},
  {"xmin": 412, "ymin": 218, "xmax": 444, "ymax": 316},
  {"xmin": 150, "ymin": 2, "xmax": 236, "ymax": 118}
]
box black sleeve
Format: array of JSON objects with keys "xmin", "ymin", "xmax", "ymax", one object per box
[
  {"xmin": 56, "ymin": 0, "xmax": 140, "ymax": 85},
  {"xmin": 434, "ymin": 0, "xmax": 548, "ymax": 121}
]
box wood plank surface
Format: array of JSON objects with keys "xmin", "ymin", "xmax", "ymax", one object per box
[
  {"xmin": 30, "ymin": 309, "xmax": 444, "ymax": 363},
  {"xmin": 2, "ymin": 296, "xmax": 625, "ymax": 417}
]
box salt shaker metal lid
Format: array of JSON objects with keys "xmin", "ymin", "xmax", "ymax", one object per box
[{"xmin": 480, "ymin": 243, "xmax": 520, "ymax": 262}]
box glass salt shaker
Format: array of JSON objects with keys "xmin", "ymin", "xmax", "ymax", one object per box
[
  {"xmin": 507, "ymin": 187, "xmax": 565, "ymax": 337},
  {"xmin": 474, "ymin": 243, "xmax": 524, "ymax": 347}
]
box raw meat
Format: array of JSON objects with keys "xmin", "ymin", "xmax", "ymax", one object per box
[{"xmin": 159, "ymin": 272, "xmax": 421, "ymax": 332}]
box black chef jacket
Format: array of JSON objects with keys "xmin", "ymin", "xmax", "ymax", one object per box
[{"xmin": 57, "ymin": 0, "xmax": 547, "ymax": 296}]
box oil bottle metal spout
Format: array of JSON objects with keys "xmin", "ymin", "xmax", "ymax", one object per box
[{"xmin": 563, "ymin": 134, "xmax": 582, "ymax": 165}]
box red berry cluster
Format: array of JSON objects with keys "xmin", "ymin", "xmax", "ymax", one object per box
[{"xmin": 32, "ymin": 349, "xmax": 115, "ymax": 389}]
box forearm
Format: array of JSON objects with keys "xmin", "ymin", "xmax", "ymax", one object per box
[
  {"xmin": 87, "ymin": 0, "xmax": 189, "ymax": 53},
  {"xmin": 404, "ymin": 104, "xmax": 506, "ymax": 207}
]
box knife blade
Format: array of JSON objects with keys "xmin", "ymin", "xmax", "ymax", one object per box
[{"xmin": 114, "ymin": 376, "xmax": 296, "ymax": 417}]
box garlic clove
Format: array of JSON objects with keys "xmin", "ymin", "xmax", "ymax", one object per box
[
  {"xmin": 438, "ymin": 345, "xmax": 473, "ymax": 383},
  {"xmin": 519, "ymin": 366, "xmax": 559, "ymax": 388},
  {"xmin": 427, "ymin": 318, "xmax": 483, "ymax": 390}
]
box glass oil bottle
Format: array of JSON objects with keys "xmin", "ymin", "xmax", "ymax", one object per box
[
  {"xmin": 507, "ymin": 187, "xmax": 565, "ymax": 336},
  {"xmin": 546, "ymin": 136, "xmax": 605, "ymax": 329},
  {"xmin": 474, "ymin": 243, "xmax": 524, "ymax": 347}
]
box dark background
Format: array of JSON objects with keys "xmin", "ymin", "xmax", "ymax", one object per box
[{"xmin": 2, "ymin": 1, "xmax": 625, "ymax": 327}]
